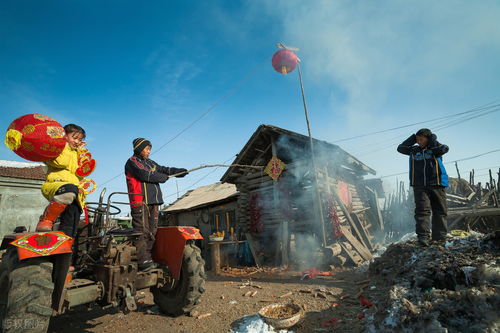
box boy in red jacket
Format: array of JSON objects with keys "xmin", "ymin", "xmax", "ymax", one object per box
[{"xmin": 125, "ymin": 138, "xmax": 188, "ymax": 270}]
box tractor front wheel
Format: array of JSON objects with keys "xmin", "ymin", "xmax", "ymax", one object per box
[
  {"xmin": 152, "ymin": 242, "xmax": 205, "ymax": 316},
  {"xmin": 0, "ymin": 248, "xmax": 54, "ymax": 333}
]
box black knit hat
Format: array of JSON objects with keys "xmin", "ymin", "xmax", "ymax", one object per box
[
  {"xmin": 416, "ymin": 128, "xmax": 432, "ymax": 139},
  {"xmin": 133, "ymin": 138, "xmax": 152, "ymax": 155}
]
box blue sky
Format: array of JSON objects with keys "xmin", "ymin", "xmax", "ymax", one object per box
[{"xmin": 1, "ymin": 0, "xmax": 500, "ymax": 206}]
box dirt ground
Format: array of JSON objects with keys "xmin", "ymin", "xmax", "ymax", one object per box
[{"xmin": 48, "ymin": 268, "xmax": 372, "ymax": 332}]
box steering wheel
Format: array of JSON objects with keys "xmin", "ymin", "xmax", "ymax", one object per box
[{"xmin": 85, "ymin": 202, "xmax": 121, "ymax": 216}]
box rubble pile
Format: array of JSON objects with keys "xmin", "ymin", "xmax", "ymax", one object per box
[{"xmin": 366, "ymin": 232, "xmax": 500, "ymax": 332}]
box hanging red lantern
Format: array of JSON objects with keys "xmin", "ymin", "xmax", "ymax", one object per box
[
  {"xmin": 4, "ymin": 114, "xmax": 66, "ymax": 162},
  {"xmin": 272, "ymin": 49, "xmax": 299, "ymax": 74}
]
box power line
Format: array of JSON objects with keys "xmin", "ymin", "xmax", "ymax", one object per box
[
  {"xmin": 380, "ymin": 148, "xmax": 500, "ymax": 179},
  {"xmin": 332, "ymin": 101, "xmax": 500, "ymax": 143},
  {"xmin": 97, "ymin": 63, "xmax": 264, "ymax": 188},
  {"xmin": 353, "ymin": 105, "xmax": 500, "ymax": 157}
]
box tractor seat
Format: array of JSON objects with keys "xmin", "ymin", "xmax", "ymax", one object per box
[{"xmin": 106, "ymin": 228, "xmax": 141, "ymax": 236}]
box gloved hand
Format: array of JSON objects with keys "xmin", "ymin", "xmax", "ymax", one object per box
[
  {"xmin": 427, "ymin": 134, "xmax": 438, "ymax": 149},
  {"xmin": 175, "ymin": 168, "xmax": 188, "ymax": 178}
]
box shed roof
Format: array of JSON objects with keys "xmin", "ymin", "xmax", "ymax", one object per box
[
  {"xmin": 221, "ymin": 124, "xmax": 376, "ymax": 183},
  {"xmin": 163, "ymin": 182, "xmax": 238, "ymax": 213},
  {"xmin": 0, "ymin": 160, "xmax": 46, "ymax": 181}
]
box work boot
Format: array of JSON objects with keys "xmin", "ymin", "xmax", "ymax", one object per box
[
  {"xmin": 432, "ymin": 239, "xmax": 446, "ymax": 247},
  {"xmin": 138, "ymin": 260, "xmax": 158, "ymax": 271},
  {"xmin": 418, "ymin": 238, "xmax": 430, "ymax": 247},
  {"xmin": 36, "ymin": 201, "xmax": 67, "ymax": 231}
]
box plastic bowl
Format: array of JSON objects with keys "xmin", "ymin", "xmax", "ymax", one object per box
[{"xmin": 209, "ymin": 236, "xmax": 224, "ymax": 242}]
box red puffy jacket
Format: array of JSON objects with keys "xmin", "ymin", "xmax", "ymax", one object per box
[{"xmin": 125, "ymin": 155, "xmax": 186, "ymax": 207}]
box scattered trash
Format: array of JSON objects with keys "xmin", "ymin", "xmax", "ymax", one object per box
[
  {"xmin": 300, "ymin": 268, "xmax": 334, "ymax": 280},
  {"xmin": 461, "ymin": 266, "xmax": 476, "ymax": 286},
  {"xmin": 358, "ymin": 296, "xmax": 373, "ymax": 308},
  {"xmin": 145, "ymin": 305, "xmax": 160, "ymax": 315},
  {"xmin": 229, "ymin": 300, "xmax": 238, "ymax": 305},
  {"xmin": 278, "ymin": 292, "xmax": 293, "ymax": 298},
  {"xmin": 314, "ymin": 292, "xmax": 327, "ymax": 299},
  {"xmin": 322, "ymin": 318, "xmax": 339, "ymax": 327},
  {"xmin": 357, "ymin": 313, "xmax": 365, "ymax": 319},
  {"xmin": 197, "ymin": 313, "xmax": 212, "ymax": 320}
]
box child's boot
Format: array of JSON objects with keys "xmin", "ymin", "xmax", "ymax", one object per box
[{"xmin": 36, "ymin": 201, "xmax": 67, "ymax": 231}]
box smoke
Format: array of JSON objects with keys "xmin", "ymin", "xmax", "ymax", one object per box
[
  {"xmin": 252, "ymin": 133, "xmax": 361, "ymax": 268},
  {"xmin": 253, "ymin": 0, "xmax": 500, "ymax": 127}
]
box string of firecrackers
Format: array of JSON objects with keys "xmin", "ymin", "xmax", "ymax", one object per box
[
  {"xmin": 328, "ymin": 199, "xmax": 343, "ymax": 238},
  {"xmin": 10, "ymin": 232, "xmax": 72, "ymax": 256},
  {"xmin": 264, "ymin": 156, "xmax": 286, "ymax": 180}
]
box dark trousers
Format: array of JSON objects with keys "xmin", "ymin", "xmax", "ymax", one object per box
[
  {"xmin": 59, "ymin": 202, "xmax": 81, "ymax": 238},
  {"xmin": 413, "ymin": 187, "xmax": 448, "ymax": 240},
  {"xmin": 131, "ymin": 204, "xmax": 159, "ymax": 263}
]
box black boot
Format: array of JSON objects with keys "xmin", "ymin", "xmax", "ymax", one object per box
[{"xmin": 418, "ymin": 238, "xmax": 430, "ymax": 247}]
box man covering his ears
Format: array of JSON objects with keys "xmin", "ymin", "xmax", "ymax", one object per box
[{"xmin": 397, "ymin": 129, "xmax": 449, "ymax": 247}]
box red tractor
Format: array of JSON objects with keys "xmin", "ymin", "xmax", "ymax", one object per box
[{"xmin": 0, "ymin": 190, "xmax": 206, "ymax": 332}]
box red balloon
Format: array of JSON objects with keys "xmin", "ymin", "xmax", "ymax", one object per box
[
  {"xmin": 272, "ymin": 49, "xmax": 298, "ymax": 74},
  {"xmin": 5, "ymin": 114, "xmax": 66, "ymax": 161}
]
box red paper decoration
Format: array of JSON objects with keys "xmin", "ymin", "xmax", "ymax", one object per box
[{"xmin": 4, "ymin": 114, "xmax": 66, "ymax": 162}]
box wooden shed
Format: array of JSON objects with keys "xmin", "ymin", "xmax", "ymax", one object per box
[{"xmin": 221, "ymin": 125, "xmax": 383, "ymax": 267}]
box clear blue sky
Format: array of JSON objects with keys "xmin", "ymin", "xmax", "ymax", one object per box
[{"xmin": 1, "ymin": 1, "xmax": 500, "ymax": 206}]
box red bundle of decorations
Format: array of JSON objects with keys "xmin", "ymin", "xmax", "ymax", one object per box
[
  {"xmin": 328, "ymin": 199, "xmax": 343, "ymax": 238},
  {"xmin": 4, "ymin": 114, "xmax": 66, "ymax": 162},
  {"xmin": 249, "ymin": 193, "xmax": 264, "ymax": 234}
]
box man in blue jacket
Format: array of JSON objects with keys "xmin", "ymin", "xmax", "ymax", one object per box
[
  {"xmin": 125, "ymin": 138, "xmax": 188, "ymax": 270},
  {"xmin": 397, "ymin": 129, "xmax": 449, "ymax": 246}
]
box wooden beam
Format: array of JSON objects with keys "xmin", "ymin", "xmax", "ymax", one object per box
[
  {"xmin": 245, "ymin": 233, "xmax": 262, "ymax": 267},
  {"xmin": 338, "ymin": 225, "xmax": 373, "ymax": 261}
]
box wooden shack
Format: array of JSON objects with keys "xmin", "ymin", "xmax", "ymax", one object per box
[{"xmin": 221, "ymin": 125, "xmax": 384, "ymax": 267}]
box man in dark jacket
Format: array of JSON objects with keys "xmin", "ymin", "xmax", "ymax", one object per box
[
  {"xmin": 125, "ymin": 138, "xmax": 188, "ymax": 270},
  {"xmin": 397, "ymin": 129, "xmax": 449, "ymax": 246}
]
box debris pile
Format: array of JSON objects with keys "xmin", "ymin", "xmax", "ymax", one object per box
[{"xmin": 366, "ymin": 231, "xmax": 500, "ymax": 332}]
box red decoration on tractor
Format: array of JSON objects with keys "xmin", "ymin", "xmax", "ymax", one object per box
[
  {"xmin": 272, "ymin": 49, "xmax": 299, "ymax": 74},
  {"xmin": 4, "ymin": 114, "xmax": 66, "ymax": 161}
]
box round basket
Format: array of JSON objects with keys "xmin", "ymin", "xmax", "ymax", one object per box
[{"xmin": 258, "ymin": 303, "xmax": 304, "ymax": 329}]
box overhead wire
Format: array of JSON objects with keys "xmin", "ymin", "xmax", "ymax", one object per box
[
  {"xmin": 379, "ymin": 148, "xmax": 500, "ymax": 179},
  {"xmin": 97, "ymin": 62, "xmax": 264, "ymax": 189},
  {"xmin": 332, "ymin": 100, "xmax": 500, "ymax": 143}
]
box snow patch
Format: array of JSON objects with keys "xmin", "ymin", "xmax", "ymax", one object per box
[
  {"xmin": 0, "ymin": 160, "xmax": 44, "ymax": 168},
  {"xmin": 230, "ymin": 315, "xmax": 293, "ymax": 333}
]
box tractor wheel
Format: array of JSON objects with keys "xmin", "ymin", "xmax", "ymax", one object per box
[
  {"xmin": 0, "ymin": 248, "xmax": 54, "ymax": 333},
  {"xmin": 152, "ymin": 241, "xmax": 206, "ymax": 316}
]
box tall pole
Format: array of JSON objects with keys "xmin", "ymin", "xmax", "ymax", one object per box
[{"xmin": 297, "ymin": 62, "xmax": 327, "ymax": 247}]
